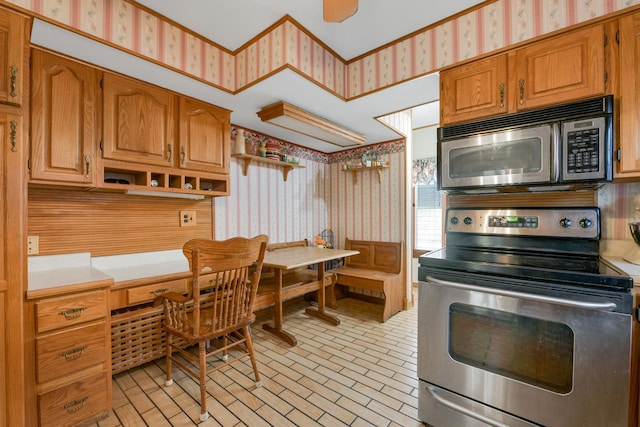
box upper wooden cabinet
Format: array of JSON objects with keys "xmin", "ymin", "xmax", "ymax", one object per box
[
  {"xmin": 511, "ymin": 25, "xmax": 605, "ymax": 111},
  {"xmin": 30, "ymin": 50, "xmax": 100, "ymax": 185},
  {"xmin": 440, "ymin": 25, "xmax": 606, "ymax": 125},
  {"xmin": 440, "ymin": 54, "xmax": 508, "ymax": 125},
  {"xmin": 178, "ymin": 97, "xmax": 230, "ymax": 174},
  {"xmin": 617, "ymin": 12, "xmax": 640, "ymax": 177},
  {"xmin": 101, "ymin": 72, "xmax": 230, "ymax": 196},
  {"xmin": 0, "ymin": 9, "xmax": 26, "ymax": 106},
  {"xmin": 103, "ymin": 73, "xmax": 176, "ymax": 167}
]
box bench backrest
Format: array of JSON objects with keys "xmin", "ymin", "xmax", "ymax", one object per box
[
  {"xmin": 266, "ymin": 239, "xmax": 308, "ymax": 251},
  {"xmin": 344, "ymin": 238, "xmax": 403, "ymax": 274}
]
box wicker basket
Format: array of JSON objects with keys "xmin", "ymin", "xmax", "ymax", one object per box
[{"xmin": 111, "ymin": 305, "xmax": 190, "ymax": 374}]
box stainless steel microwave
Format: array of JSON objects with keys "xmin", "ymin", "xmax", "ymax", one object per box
[{"xmin": 437, "ymin": 95, "xmax": 614, "ymax": 193}]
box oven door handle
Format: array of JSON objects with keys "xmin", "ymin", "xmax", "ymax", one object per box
[
  {"xmin": 427, "ymin": 276, "xmax": 618, "ymax": 311},
  {"xmin": 426, "ymin": 385, "xmax": 511, "ymax": 427}
]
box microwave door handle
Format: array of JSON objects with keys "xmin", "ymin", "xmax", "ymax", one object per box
[
  {"xmin": 426, "ymin": 385, "xmax": 511, "ymax": 427},
  {"xmin": 552, "ymin": 122, "xmax": 561, "ymax": 182},
  {"xmin": 427, "ymin": 276, "xmax": 618, "ymax": 311}
]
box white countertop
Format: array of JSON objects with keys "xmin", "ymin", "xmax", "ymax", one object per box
[
  {"xmin": 28, "ymin": 249, "xmax": 189, "ymax": 291},
  {"xmin": 30, "ymin": 239, "xmax": 640, "ymax": 291},
  {"xmin": 601, "ymin": 239, "xmax": 640, "ymax": 285}
]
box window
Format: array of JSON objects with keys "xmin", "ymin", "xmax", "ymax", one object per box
[{"xmin": 413, "ymin": 157, "xmax": 442, "ymax": 252}]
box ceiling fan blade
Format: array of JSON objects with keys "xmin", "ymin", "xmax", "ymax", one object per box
[{"xmin": 323, "ymin": 0, "xmax": 358, "ymax": 23}]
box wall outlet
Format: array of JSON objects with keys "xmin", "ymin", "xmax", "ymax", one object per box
[
  {"xmin": 180, "ymin": 210, "xmax": 196, "ymax": 227},
  {"xmin": 27, "ymin": 236, "xmax": 39, "ymax": 255}
]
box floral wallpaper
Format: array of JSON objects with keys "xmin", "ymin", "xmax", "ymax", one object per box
[
  {"xmin": 232, "ymin": 127, "xmax": 405, "ymax": 165},
  {"xmin": 219, "ymin": 128, "xmax": 406, "ymax": 249},
  {"xmin": 3, "ymin": 0, "xmax": 638, "ymax": 101}
]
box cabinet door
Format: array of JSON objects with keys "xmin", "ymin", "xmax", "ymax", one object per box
[
  {"xmin": 512, "ymin": 25, "xmax": 605, "ymax": 111},
  {"xmin": 30, "ymin": 51, "xmax": 99, "ymax": 184},
  {"xmin": 103, "ymin": 73, "xmax": 176, "ymax": 167},
  {"xmin": 440, "ymin": 54, "xmax": 508, "ymax": 125},
  {"xmin": 618, "ymin": 13, "xmax": 640, "ymax": 176},
  {"xmin": 0, "ymin": 10, "xmax": 26, "ymax": 105},
  {"xmin": 178, "ymin": 97, "xmax": 230, "ymax": 173}
]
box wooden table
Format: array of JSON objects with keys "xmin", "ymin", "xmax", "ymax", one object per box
[{"xmin": 261, "ymin": 246, "xmax": 359, "ymax": 346}]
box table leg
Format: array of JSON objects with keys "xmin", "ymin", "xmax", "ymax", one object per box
[
  {"xmin": 305, "ymin": 261, "xmax": 340, "ymax": 326},
  {"xmin": 262, "ymin": 268, "xmax": 297, "ymax": 346}
]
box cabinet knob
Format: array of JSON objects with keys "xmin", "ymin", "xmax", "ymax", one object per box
[{"xmin": 167, "ymin": 144, "xmax": 173, "ymax": 162}]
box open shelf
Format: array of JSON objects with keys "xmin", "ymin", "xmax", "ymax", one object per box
[
  {"xmin": 101, "ymin": 160, "xmax": 229, "ymax": 198},
  {"xmin": 232, "ymin": 153, "xmax": 305, "ymax": 181},
  {"xmin": 344, "ymin": 165, "xmax": 389, "ymax": 184}
]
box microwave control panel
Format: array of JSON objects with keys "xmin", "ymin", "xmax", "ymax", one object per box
[{"xmin": 562, "ymin": 116, "xmax": 607, "ymax": 180}]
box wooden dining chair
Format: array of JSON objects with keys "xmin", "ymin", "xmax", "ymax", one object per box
[{"xmin": 156, "ymin": 235, "xmax": 268, "ymax": 422}]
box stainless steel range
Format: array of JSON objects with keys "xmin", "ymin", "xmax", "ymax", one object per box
[{"xmin": 417, "ymin": 207, "xmax": 636, "ymax": 427}]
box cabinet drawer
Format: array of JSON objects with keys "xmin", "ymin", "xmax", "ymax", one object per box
[
  {"xmin": 38, "ymin": 372, "xmax": 109, "ymax": 427},
  {"xmin": 37, "ymin": 321, "xmax": 107, "ymax": 384},
  {"xmin": 126, "ymin": 278, "xmax": 187, "ymax": 306},
  {"xmin": 36, "ymin": 290, "xmax": 107, "ymax": 333}
]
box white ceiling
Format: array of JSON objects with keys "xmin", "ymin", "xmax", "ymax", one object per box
[{"xmin": 30, "ymin": 0, "xmax": 483, "ymax": 152}]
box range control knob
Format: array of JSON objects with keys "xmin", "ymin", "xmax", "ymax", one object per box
[
  {"xmin": 579, "ymin": 218, "xmax": 594, "ymax": 229},
  {"xmin": 450, "ymin": 216, "xmax": 459, "ymax": 225},
  {"xmin": 559, "ymin": 218, "xmax": 573, "ymax": 228},
  {"xmin": 463, "ymin": 217, "xmax": 473, "ymax": 225}
]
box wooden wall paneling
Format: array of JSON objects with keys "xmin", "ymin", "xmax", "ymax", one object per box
[
  {"xmin": 27, "ymin": 188, "xmax": 214, "ymax": 256},
  {"xmin": 447, "ymin": 191, "xmax": 598, "ymax": 208}
]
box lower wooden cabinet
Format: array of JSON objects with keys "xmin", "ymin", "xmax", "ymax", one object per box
[
  {"xmin": 27, "ymin": 281, "xmax": 112, "ymax": 426},
  {"xmin": 110, "ymin": 273, "xmax": 218, "ymax": 373},
  {"xmin": 38, "ymin": 372, "xmax": 109, "ymax": 427}
]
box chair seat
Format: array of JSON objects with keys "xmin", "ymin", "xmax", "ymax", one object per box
[{"xmin": 165, "ymin": 311, "xmax": 257, "ymax": 340}]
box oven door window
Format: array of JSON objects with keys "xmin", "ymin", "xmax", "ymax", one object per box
[{"xmin": 449, "ymin": 303, "xmax": 574, "ymax": 394}]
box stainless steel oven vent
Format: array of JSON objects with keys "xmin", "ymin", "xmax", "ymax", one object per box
[{"xmin": 438, "ymin": 94, "xmax": 613, "ymax": 140}]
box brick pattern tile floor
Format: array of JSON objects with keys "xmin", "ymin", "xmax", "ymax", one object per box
[{"xmin": 95, "ymin": 293, "xmax": 421, "ymax": 427}]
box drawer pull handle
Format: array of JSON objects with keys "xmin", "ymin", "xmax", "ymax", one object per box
[
  {"xmin": 64, "ymin": 396, "xmax": 88, "ymax": 413},
  {"xmin": 151, "ymin": 288, "xmax": 169, "ymax": 296},
  {"xmin": 59, "ymin": 306, "xmax": 87, "ymax": 320},
  {"xmin": 60, "ymin": 346, "xmax": 87, "ymax": 360}
]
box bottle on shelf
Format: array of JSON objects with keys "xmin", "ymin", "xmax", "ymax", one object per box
[{"xmin": 235, "ymin": 129, "xmax": 246, "ymax": 154}]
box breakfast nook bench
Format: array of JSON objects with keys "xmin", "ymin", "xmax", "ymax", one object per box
[{"xmin": 330, "ymin": 238, "xmax": 404, "ymax": 322}]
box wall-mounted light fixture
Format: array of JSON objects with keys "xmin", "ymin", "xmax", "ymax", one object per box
[
  {"xmin": 125, "ymin": 189, "xmax": 205, "ymax": 200},
  {"xmin": 257, "ymin": 101, "xmax": 366, "ymax": 147}
]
